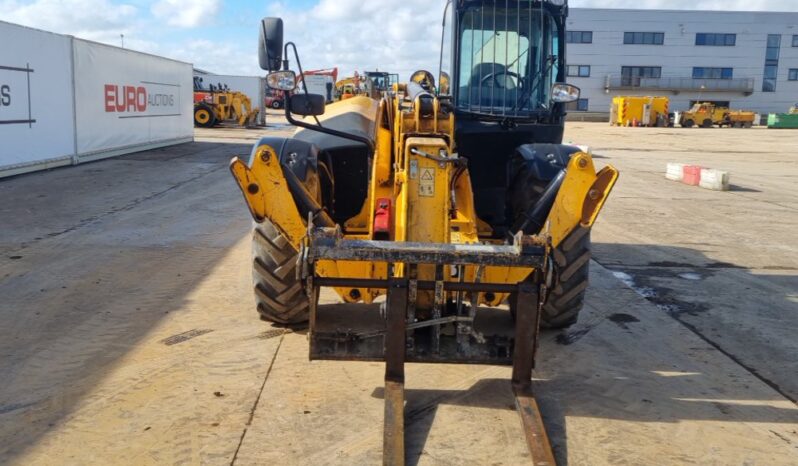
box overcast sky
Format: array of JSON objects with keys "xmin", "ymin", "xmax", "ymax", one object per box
[{"xmin": 3, "ymin": 0, "xmax": 797, "ymax": 78}]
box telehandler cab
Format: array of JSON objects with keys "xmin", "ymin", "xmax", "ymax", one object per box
[{"xmin": 230, "ymin": 1, "xmax": 618, "ymax": 463}]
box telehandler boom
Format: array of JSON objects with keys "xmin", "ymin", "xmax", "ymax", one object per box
[{"xmin": 230, "ymin": 1, "xmax": 617, "ymax": 463}]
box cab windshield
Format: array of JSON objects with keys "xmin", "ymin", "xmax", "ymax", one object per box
[{"xmin": 456, "ymin": 2, "xmax": 560, "ymax": 116}]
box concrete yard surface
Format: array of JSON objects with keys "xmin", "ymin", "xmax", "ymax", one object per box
[{"xmin": 1, "ymin": 122, "xmax": 796, "ymax": 464}]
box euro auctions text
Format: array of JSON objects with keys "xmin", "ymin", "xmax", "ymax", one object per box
[{"xmin": 104, "ymin": 84, "xmax": 176, "ymax": 113}]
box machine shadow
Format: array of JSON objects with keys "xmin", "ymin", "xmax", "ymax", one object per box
[
  {"xmin": 0, "ymin": 141, "xmax": 254, "ymax": 462},
  {"xmin": 362, "ymin": 240, "xmax": 798, "ymax": 464},
  {"xmin": 370, "ymin": 360, "xmax": 796, "ymax": 465},
  {"xmin": 728, "ymin": 184, "xmax": 762, "ymax": 192}
]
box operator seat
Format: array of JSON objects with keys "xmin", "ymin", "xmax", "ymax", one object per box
[{"xmin": 459, "ymin": 63, "xmax": 522, "ymax": 109}]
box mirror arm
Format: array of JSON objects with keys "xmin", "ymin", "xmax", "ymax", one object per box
[
  {"xmin": 284, "ymin": 106, "xmax": 375, "ymax": 153},
  {"xmin": 278, "ymin": 41, "xmax": 374, "ymax": 153},
  {"xmin": 284, "ymin": 41, "xmax": 323, "ymax": 127}
]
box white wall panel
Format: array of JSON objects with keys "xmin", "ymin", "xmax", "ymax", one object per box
[
  {"xmin": 74, "ymin": 40, "xmax": 193, "ymax": 156},
  {"xmin": 0, "ymin": 21, "xmax": 75, "ymax": 175}
]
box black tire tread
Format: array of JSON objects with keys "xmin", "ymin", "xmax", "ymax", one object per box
[
  {"xmin": 251, "ymin": 220, "xmax": 310, "ymax": 324},
  {"xmin": 540, "ymin": 227, "xmax": 591, "ymax": 329},
  {"xmin": 194, "ymin": 103, "xmax": 216, "ymax": 128}
]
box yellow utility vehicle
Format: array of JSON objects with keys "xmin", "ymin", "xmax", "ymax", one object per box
[
  {"xmin": 610, "ymin": 96, "xmax": 670, "ymax": 127},
  {"xmin": 679, "ymin": 102, "xmax": 755, "ymax": 128},
  {"xmin": 335, "ymin": 76, "xmax": 361, "ymax": 100},
  {"xmin": 193, "ymin": 77, "xmax": 260, "ymax": 128},
  {"xmin": 231, "ymin": 1, "xmax": 617, "ymax": 463}
]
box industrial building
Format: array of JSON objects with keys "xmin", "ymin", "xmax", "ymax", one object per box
[{"xmin": 566, "ymin": 8, "xmax": 798, "ymax": 116}]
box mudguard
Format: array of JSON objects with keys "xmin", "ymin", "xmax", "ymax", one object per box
[
  {"xmin": 247, "ymin": 136, "xmax": 334, "ymax": 213},
  {"xmin": 510, "ymin": 143, "xmax": 582, "ymax": 183}
]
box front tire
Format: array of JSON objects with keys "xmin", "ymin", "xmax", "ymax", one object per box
[
  {"xmin": 508, "ymin": 148, "xmax": 592, "ymax": 329},
  {"xmin": 252, "ymin": 221, "xmax": 309, "ymax": 324},
  {"xmin": 194, "ymin": 104, "xmax": 216, "ymax": 128},
  {"xmin": 509, "ymin": 227, "xmax": 591, "ymax": 329},
  {"xmin": 541, "ymin": 227, "xmax": 591, "ymax": 328}
]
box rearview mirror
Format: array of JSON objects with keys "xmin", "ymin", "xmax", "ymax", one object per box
[
  {"xmin": 259, "ymin": 18, "xmax": 283, "ymax": 71},
  {"xmin": 551, "ymin": 83, "xmax": 580, "ymax": 103},
  {"xmin": 267, "ymin": 71, "xmax": 296, "ymax": 91},
  {"xmin": 290, "ymin": 93, "xmax": 325, "ymax": 116}
]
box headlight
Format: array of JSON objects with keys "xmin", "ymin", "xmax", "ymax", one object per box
[
  {"xmin": 551, "ymin": 83, "xmax": 580, "ymax": 103},
  {"xmin": 267, "ymin": 70, "xmax": 296, "ymax": 91}
]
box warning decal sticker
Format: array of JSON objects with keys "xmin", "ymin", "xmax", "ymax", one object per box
[{"xmin": 419, "ymin": 167, "xmax": 435, "ymax": 197}]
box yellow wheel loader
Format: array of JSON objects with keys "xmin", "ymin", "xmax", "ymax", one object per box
[
  {"xmin": 193, "ymin": 78, "xmax": 260, "ymax": 128},
  {"xmin": 230, "ymin": 1, "xmax": 618, "ymax": 463}
]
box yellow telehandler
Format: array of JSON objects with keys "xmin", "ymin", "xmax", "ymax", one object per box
[{"xmin": 230, "ymin": 1, "xmax": 618, "ymax": 463}]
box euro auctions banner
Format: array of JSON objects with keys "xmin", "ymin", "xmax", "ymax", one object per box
[
  {"xmin": 73, "ymin": 39, "xmax": 193, "ymax": 156},
  {"xmin": 0, "ymin": 21, "xmax": 75, "ymax": 171}
]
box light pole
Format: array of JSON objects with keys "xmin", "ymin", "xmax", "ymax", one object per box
[{"xmin": 120, "ymin": 34, "xmax": 125, "ymax": 48}]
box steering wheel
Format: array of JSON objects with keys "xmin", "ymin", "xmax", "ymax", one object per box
[{"xmin": 480, "ymin": 71, "xmax": 523, "ymax": 89}]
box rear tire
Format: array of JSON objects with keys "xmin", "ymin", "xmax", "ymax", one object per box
[
  {"xmin": 682, "ymin": 119, "xmax": 694, "ymax": 128},
  {"xmin": 701, "ymin": 119, "xmax": 713, "ymax": 128},
  {"xmin": 251, "ymin": 220, "xmax": 310, "ymax": 324}
]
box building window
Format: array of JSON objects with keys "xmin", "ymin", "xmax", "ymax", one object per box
[
  {"xmin": 793, "ymin": 35, "xmax": 798, "ymax": 47},
  {"xmin": 566, "ymin": 99, "xmax": 589, "ymax": 111},
  {"xmin": 763, "ymin": 34, "xmax": 781, "ymax": 92},
  {"xmin": 621, "ymin": 66, "xmax": 661, "ymax": 86},
  {"xmin": 567, "ymin": 65, "xmax": 591, "ymax": 77},
  {"xmin": 692, "ymin": 67, "xmax": 733, "ymax": 79},
  {"xmin": 788, "ymin": 69, "xmax": 798, "ymax": 81},
  {"xmin": 566, "ymin": 31, "xmax": 592, "ymax": 44},
  {"xmin": 624, "ymin": 32, "xmax": 664, "ymax": 45},
  {"xmin": 695, "ymin": 33, "xmax": 736, "ymax": 46}
]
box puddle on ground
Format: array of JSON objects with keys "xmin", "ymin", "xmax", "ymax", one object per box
[
  {"xmin": 611, "ymin": 271, "xmax": 656, "ymax": 298},
  {"xmin": 610, "ymin": 269, "xmax": 710, "ymax": 316}
]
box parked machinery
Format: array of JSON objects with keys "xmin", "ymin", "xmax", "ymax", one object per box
[
  {"xmin": 363, "ymin": 70, "xmax": 399, "ymax": 97},
  {"xmin": 767, "ymin": 103, "xmax": 798, "ymax": 129},
  {"xmin": 679, "ymin": 102, "xmax": 755, "ymax": 128},
  {"xmin": 610, "ymin": 96, "xmax": 670, "ymax": 127},
  {"xmin": 193, "ymin": 77, "xmax": 260, "ymax": 128},
  {"xmin": 232, "ymin": 2, "xmax": 618, "ymax": 463},
  {"xmin": 298, "ymin": 68, "xmax": 338, "ymax": 103},
  {"xmin": 335, "ymin": 70, "xmax": 399, "ymax": 100},
  {"xmin": 264, "ymin": 88, "xmax": 285, "ymax": 109},
  {"xmin": 334, "ymin": 76, "xmax": 360, "ymax": 100}
]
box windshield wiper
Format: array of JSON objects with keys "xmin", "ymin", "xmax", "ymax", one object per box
[{"xmin": 512, "ymin": 55, "xmax": 556, "ymax": 112}]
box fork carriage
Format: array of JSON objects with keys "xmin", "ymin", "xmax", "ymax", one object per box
[{"xmin": 302, "ymin": 227, "xmax": 557, "ymax": 465}]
